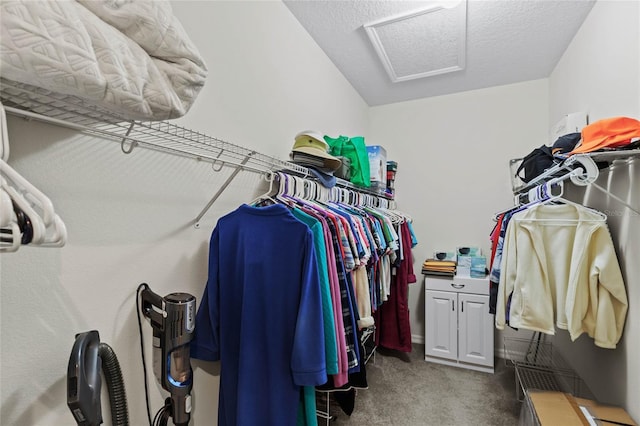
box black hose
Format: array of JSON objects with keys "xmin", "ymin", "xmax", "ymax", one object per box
[{"xmin": 99, "ymin": 342, "xmax": 129, "ymax": 426}]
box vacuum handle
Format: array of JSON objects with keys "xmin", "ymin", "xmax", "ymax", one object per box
[{"xmin": 140, "ymin": 284, "xmax": 166, "ymax": 329}]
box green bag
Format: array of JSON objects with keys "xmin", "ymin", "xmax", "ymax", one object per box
[{"xmin": 324, "ymin": 135, "xmax": 370, "ymax": 187}]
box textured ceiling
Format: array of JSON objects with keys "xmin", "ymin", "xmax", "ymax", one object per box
[{"xmin": 284, "ymin": 0, "xmax": 596, "ymax": 106}]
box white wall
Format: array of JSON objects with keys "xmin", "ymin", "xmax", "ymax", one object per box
[
  {"xmin": 369, "ymin": 79, "xmax": 549, "ymax": 346},
  {"xmin": 548, "ymin": 0, "xmax": 640, "ymax": 420},
  {"xmin": 3, "ymin": 0, "xmax": 639, "ymax": 424},
  {"xmin": 0, "ymin": 2, "xmax": 369, "ymax": 425}
]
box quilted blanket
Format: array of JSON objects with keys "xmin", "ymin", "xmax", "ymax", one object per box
[{"xmin": 0, "ymin": 0, "xmax": 208, "ymax": 121}]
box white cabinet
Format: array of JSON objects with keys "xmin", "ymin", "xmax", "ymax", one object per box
[{"xmin": 424, "ymin": 275, "xmax": 494, "ymax": 373}]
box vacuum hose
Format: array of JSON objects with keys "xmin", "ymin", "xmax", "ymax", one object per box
[
  {"xmin": 68, "ymin": 331, "xmax": 130, "ymax": 426},
  {"xmin": 99, "ymin": 342, "xmax": 129, "ymax": 426}
]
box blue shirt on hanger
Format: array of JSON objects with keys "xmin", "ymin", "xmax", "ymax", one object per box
[{"xmin": 191, "ymin": 204, "xmax": 327, "ymax": 426}]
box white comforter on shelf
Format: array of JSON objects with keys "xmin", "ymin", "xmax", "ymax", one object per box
[{"xmin": 0, "ymin": 0, "xmax": 208, "ymax": 121}]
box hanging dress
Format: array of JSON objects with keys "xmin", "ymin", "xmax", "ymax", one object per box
[{"xmin": 375, "ymin": 221, "xmax": 417, "ymax": 352}]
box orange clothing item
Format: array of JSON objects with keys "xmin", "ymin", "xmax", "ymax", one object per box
[{"xmin": 570, "ymin": 116, "xmax": 640, "ymax": 154}]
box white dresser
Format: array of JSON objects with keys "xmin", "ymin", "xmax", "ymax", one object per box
[{"xmin": 424, "ymin": 275, "xmax": 494, "ymax": 373}]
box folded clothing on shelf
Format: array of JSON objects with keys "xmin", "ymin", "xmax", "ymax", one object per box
[{"xmin": 422, "ymin": 258, "xmax": 456, "ymax": 277}]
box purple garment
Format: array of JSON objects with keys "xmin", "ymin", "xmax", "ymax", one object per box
[
  {"xmin": 302, "ymin": 206, "xmax": 349, "ymax": 386},
  {"xmin": 191, "ymin": 204, "xmax": 327, "ymax": 426}
]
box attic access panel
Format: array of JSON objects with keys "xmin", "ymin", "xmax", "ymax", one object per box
[{"xmin": 364, "ymin": 0, "xmax": 467, "ymax": 83}]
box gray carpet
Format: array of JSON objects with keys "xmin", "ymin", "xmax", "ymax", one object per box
[{"xmin": 318, "ymin": 344, "xmax": 521, "ymax": 426}]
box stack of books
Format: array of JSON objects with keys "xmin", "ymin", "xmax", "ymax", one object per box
[{"xmin": 421, "ymin": 259, "xmax": 456, "ymax": 277}]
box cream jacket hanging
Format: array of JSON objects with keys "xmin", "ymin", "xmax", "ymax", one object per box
[{"xmin": 495, "ymin": 204, "xmax": 628, "ymax": 349}]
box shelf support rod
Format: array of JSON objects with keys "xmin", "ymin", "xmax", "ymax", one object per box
[
  {"xmin": 588, "ymin": 181, "xmax": 640, "ymax": 216},
  {"xmin": 193, "ymin": 152, "xmax": 255, "ymax": 228}
]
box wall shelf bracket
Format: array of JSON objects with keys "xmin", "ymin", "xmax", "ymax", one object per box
[{"xmin": 193, "ymin": 152, "xmax": 255, "ymax": 228}]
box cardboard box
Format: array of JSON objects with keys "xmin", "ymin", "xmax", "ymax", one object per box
[
  {"xmin": 576, "ymin": 397, "xmax": 637, "ymax": 426},
  {"xmin": 367, "ymin": 145, "xmax": 387, "ymax": 186},
  {"xmin": 522, "ymin": 391, "xmax": 636, "ymax": 426}
]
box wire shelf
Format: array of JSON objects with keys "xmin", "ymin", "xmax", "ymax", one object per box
[
  {"xmin": 1, "ymin": 76, "xmax": 400, "ymax": 224},
  {"xmin": 514, "ymin": 367, "xmax": 593, "ymax": 402},
  {"xmin": 517, "ymin": 367, "xmax": 565, "ymax": 393},
  {"xmin": 510, "ymin": 149, "xmax": 640, "ymax": 195},
  {"xmin": 1, "ymin": 77, "xmax": 396, "ymax": 204},
  {"xmin": 0, "ymin": 78, "xmax": 308, "ymax": 175},
  {"xmin": 361, "ymin": 325, "xmax": 377, "ymax": 365},
  {"xmin": 504, "ymin": 337, "xmax": 573, "ymax": 373},
  {"xmin": 505, "ymin": 336, "xmax": 593, "ymax": 402}
]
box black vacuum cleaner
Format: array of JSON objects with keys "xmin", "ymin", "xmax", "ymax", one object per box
[
  {"xmin": 67, "ymin": 330, "xmax": 129, "ymax": 426},
  {"xmin": 139, "ymin": 283, "xmax": 196, "ymax": 426},
  {"xmin": 67, "ymin": 284, "xmax": 195, "ymax": 426}
]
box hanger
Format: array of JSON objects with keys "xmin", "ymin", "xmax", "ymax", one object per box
[
  {"xmin": 316, "ymin": 182, "xmax": 329, "ymax": 203},
  {"xmin": 0, "ymin": 220, "xmax": 22, "ymax": 252},
  {"xmin": 0, "ymin": 102, "xmax": 9, "ymax": 162},
  {"xmin": 292, "ymin": 175, "xmax": 306, "ymax": 199},
  {"xmin": 273, "ymin": 171, "xmax": 402, "ymax": 230},
  {"xmin": 1, "ymin": 176, "xmax": 47, "ymax": 243},
  {"xmin": 493, "ymin": 167, "xmax": 584, "ymax": 221},
  {"xmin": 276, "ymin": 172, "xmax": 298, "ymax": 207},
  {"xmin": 248, "ymin": 171, "xmax": 277, "ymax": 206},
  {"xmin": 342, "ymin": 187, "xmax": 350, "ymax": 204},
  {"xmin": 302, "ymin": 178, "xmax": 314, "ymax": 200},
  {"xmin": 332, "ymin": 186, "xmax": 346, "ymax": 204},
  {"xmin": 0, "ymin": 185, "xmax": 13, "ymax": 228},
  {"xmin": 1, "ymin": 161, "xmax": 56, "ymax": 225},
  {"xmin": 513, "ymin": 180, "xmax": 607, "ymax": 223},
  {"xmin": 0, "ymin": 176, "xmax": 20, "ymax": 252},
  {"xmin": 0, "ymin": 163, "xmax": 68, "ymax": 245},
  {"xmin": 0, "ymin": 101, "xmax": 67, "ymax": 248},
  {"xmin": 280, "ymin": 173, "xmax": 332, "ymax": 214},
  {"xmin": 35, "ymin": 214, "xmax": 66, "ymax": 247}
]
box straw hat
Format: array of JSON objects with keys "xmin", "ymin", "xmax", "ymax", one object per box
[{"xmin": 290, "ymin": 131, "xmax": 342, "ymax": 171}]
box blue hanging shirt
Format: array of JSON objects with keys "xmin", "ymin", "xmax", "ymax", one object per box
[{"xmin": 191, "ymin": 203, "xmax": 327, "ymax": 426}]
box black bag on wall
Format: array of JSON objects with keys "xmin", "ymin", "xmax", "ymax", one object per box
[{"xmin": 515, "ymin": 145, "xmax": 557, "ymax": 183}]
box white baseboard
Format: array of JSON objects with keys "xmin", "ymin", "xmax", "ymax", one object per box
[{"xmin": 410, "ymin": 337, "xmax": 511, "ymax": 360}]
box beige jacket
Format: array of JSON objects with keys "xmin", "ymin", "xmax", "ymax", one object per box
[{"xmin": 495, "ymin": 204, "xmax": 628, "ymax": 349}]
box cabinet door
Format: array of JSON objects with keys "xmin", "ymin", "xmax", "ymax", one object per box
[
  {"xmin": 458, "ymin": 293, "xmax": 494, "ymax": 367},
  {"xmin": 425, "ymin": 290, "xmax": 457, "ymax": 361}
]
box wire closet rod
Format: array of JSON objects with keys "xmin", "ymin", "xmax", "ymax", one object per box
[
  {"xmin": 3, "ymin": 104, "xmax": 392, "ymax": 196},
  {"xmin": 1, "ymin": 85, "xmax": 394, "ymax": 225},
  {"xmin": 0, "ymin": 78, "xmax": 313, "ymax": 175},
  {"xmin": 514, "ymin": 149, "xmax": 640, "ymax": 194},
  {"xmin": 513, "ymin": 152, "xmax": 640, "ymax": 216},
  {"xmin": 3, "ymin": 105, "xmax": 300, "ymax": 177}
]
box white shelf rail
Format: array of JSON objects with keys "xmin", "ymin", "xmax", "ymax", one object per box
[
  {"xmin": 511, "ymin": 150, "xmax": 640, "ymax": 216},
  {"xmin": 504, "ymin": 336, "xmax": 593, "ymax": 402},
  {"xmin": 1, "ymin": 79, "xmax": 308, "ymax": 176},
  {"xmin": 0, "ymin": 78, "xmax": 393, "ymax": 225}
]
